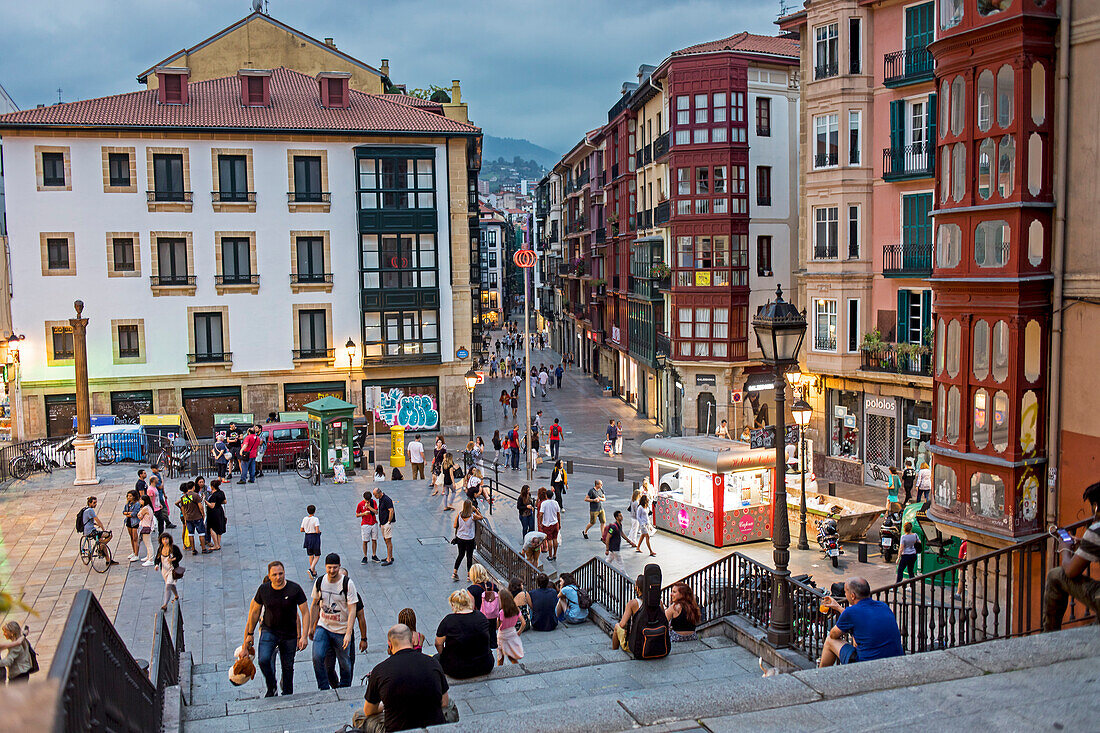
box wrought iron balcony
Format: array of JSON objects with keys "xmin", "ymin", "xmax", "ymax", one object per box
[
  {"xmin": 635, "ymin": 149, "xmax": 644, "ymax": 169},
  {"xmin": 291, "ymin": 273, "xmax": 333, "ymax": 284},
  {"xmin": 814, "ymin": 335, "xmax": 837, "ymax": 351},
  {"xmin": 655, "ymin": 200, "xmax": 670, "ymax": 225},
  {"xmin": 215, "ymin": 274, "xmax": 259, "ymax": 285},
  {"xmin": 814, "ymin": 152, "xmax": 839, "ymax": 168},
  {"xmin": 757, "ymin": 126, "xmax": 771, "ymax": 138},
  {"xmin": 654, "ymin": 132, "xmax": 669, "ymax": 160},
  {"xmin": 860, "ymin": 344, "xmax": 932, "ymax": 376},
  {"xmin": 883, "ymin": 144, "xmax": 934, "ymax": 180},
  {"xmin": 147, "ymin": 190, "xmax": 192, "ymax": 203},
  {"xmin": 293, "ymin": 348, "xmax": 335, "ymax": 360},
  {"xmin": 814, "ymin": 61, "xmax": 838, "ymax": 80},
  {"xmin": 611, "ymin": 163, "xmax": 620, "ymax": 180},
  {"xmin": 188, "ymin": 351, "xmax": 231, "ymax": 364},
  {"xmin": 150, "ymin": 275, "xmax": 195, "ymax": 286},
  {"xmin": 643, "ymin": 143, "xmax": 653, "ymax": 165},
  {"xmin": 211, "ymin": 190, "xmax": 256, "ymax": 203},
  {"xmin": 287, "ymin": 191, "xmax": 331, "ymax": 203},
  {"xmin": 813, "ymin": 244, "xmax": 838, "ymax": 260},
  {"xmin": 883, "ymin": 47, "xmax": 935, "ymax": 87},
  {"xmin": 882, "ymin": 242, "xmax": 932, "ymax": 277},
  {"xmin": 595, "ymin": 227, "xmax": 606, "ymax": 243}
]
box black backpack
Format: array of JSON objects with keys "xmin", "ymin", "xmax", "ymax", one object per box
[
  {"xmin": 26, "ymin": 637, "xmax": 39, "ymax": 674},
  {"xmin": 627, "ymin": 563, "xmax": 670, "ymax": 660},
  {"xmin": 575, "ymin": 586, "xmax": 593, "ymax": 610},
  {"xmin": 314, "ymin": 574, "xmax": 350, "ymax": 601},
  {"xmin": 74, "ymin": 507, "xmax": 88, "ymax": 533}
]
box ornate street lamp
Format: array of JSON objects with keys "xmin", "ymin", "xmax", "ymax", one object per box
[
  {"xmin": 345, "ymin": 338, "xmax": 356, "ymax": 378},
  {"xmin": 751, "ymin": 284, "xmax": 807, "ymax": 648},
  {"xmin": 792, "ymin": 397, "xmax": 813, "ymax": 551},
  {"xmin": 464, "ymin": 368, "xmax": 479, "ymax": 443}
]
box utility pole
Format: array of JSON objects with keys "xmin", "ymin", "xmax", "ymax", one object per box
[{"xmin": 524, "ymin": 243, "xmax": 534, "ymax": 481}]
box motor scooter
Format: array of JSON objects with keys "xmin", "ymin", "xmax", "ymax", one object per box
[
  {"xmin": 879, "ymin": 511, "xmax": 902, "ymax": 563},
  {"xmin": 817, "ymin": 517, "xmax": 842, "ymax": 567}
]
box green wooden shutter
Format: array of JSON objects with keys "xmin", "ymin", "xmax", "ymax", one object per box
[
  {"xmin": 927, "ymin": 93, "xmax": 937, "ymax": 151},
  {"xmin": 896, "ymin": 289, "xmax": 910, "ymax": 343},
  {"xmin": 921, "ymin": 289, "xmax": 932, "ymax": 344},
  {"xmin": 890, "ymin": 100, "xmax": 905, "ymax": 170}
]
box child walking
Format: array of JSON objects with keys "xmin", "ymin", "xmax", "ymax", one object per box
[{"xmin": 300, "ymin": 505, "xmax": 321, "ymax": 579}]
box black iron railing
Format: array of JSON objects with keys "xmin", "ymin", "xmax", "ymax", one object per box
[
  {"xmin": 643, "ymin": 143, "xmax": 653, "ymax": 165},
  {"xmin": 291, "ymin": 272, "xmax": 333, "ymax": 284},
  {"xmin": 814, "ymin": 61, "xmax": 838, "ymax": 80},
  {"xmin": 813, "ymin": 244, "xmax": 838, "ymax": 260},
  {"xmin": 861, "ymin": 345, "xmax": 932, "ymax": 376},
  {"xmin": 149, "ymin": 601, "xmax": 184, "ymax": 717},
  {"xmin": 882, "ymin": 242, "xmax": 933, "ymax": 276},
  {"xmin": 654, "ymin": 132, "xmax": 670, "ymax": 159},
  {"xmin": 655, "ymin": 200, "xmax": 670, "ymax": 225},
  {"xmin": 595, "ymin": 227, "xmax": 606, "ymax": 243},
  {"xmin": 293, "ymin": 348, "xmax": 335, "ymax": 360},
  {"xmin": 473, "ymin": 517, "xmax": 539, "ymax": 592},
  {"xmin": 287, "ymin": 191, "xmax": 331, "ymax": 203},
  {"xmin": 150, "ymin": 275, "xmax": 195, "ymax": 287},
  {"xmin": 814, "ymin": 335, "xmax": 837, "ymax": 351},
  {"xmin": 883, "ymin": 144, "xmax": 934, "ymax": 179},
  {"xmin": 211, "ymin": 190, "xmax": 256, "ymax": 203},
  {"xmin": 188, "ymin": 351, "xmax": 231, "ymax": 364},
  {"xmin": 147, "ymin": 190, "xmax": 192, "ymax": 203},
  {"xmin": 789, "ymin": 576, "xmax": 833, "ymax": 661},
  {"xmin": 814, "ymin": 152, "xmax": 839, "ymax": 168},
  {"xmin": 757, "ymin": 126, "xmax": 771, "ymax": 137},
  {"xmin": 661, "ymin": 551, "xmax": 776, "ymax": 627},
  {"xmin": 883, "ymin": 46, "xmax": 935, "ymax": 86},
  {"xmin": 611, "ymin": 163, "xmax": 620, "ymax": 179},
  {"xmin": 635, "ymin": 149, "xmax": 644, "ymax": 169},
  {"xmin": 573, "ymin": 556, "xmax": 636, "ymax": 620},
  {"xmin": 215, "ymin": 274, "xmax": 259, "ymax": 285}
]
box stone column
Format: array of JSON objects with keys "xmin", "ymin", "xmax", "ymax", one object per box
[{"xmin": 71, "ymin": 300, "xmax": 99, "ymax": 486}]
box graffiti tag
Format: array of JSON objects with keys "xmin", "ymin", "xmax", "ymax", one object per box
[{"xmin": 374, "ymin": 389, "xmax": 439, "ymax": 430}]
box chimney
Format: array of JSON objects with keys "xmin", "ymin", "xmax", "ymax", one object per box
[
  {"xmin": 324, "ymin": 37, "xmax": 336, "ymax": 48},
  {"xmin": 238, "ymin": 68, "xmax": 272, "ymax": 107},
  {"xmin": 317, "ymin": 71, "xmax": 351, "ymax": 109},
  {"xmin": 450, "ymin": 80, "xmax": 462, "ymax": 105},
  {"xmin": 155, "ymin": 67, "xmax": 190, "ymax": 105},
  {"xmin": 380, "ymin": 59, "xmax": 390, "ymax": 77}
]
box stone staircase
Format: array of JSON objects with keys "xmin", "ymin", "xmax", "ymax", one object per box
[{"xmin": 181, "ymin": 620, "xmax": 764, "ymax": 733}]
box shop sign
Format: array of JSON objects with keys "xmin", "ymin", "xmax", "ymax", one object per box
[
  {"xmin": 738, "ymin": 515, "xmax": 755, "ymax": 535},
  {"xmin": 677, "ymin": 508, "xmax": 690, "ymax": 529},
  {"xmin": 843, "ymin": 415, "xmax": 856, "ymax": 428},
  {"xmin": 918, "ymin": 418, "xmax": 932, "ymax": 434},
  {"xmin": 834, "ymin": 405, "xmax": 848, "ymax": 418},
  {"xmin": 456, "ymin": 347, "xmax": 470, "ymax": 359},
  {"xmin": 373, "ymin": 389, "xmax": 439, "ymax": 430},
  {"xmin": 611, "ymin": 327, "xmax": 621, "ymax": 343},
  {"xmin": 906, "ymin": 424, "xmax": 920, "ymax": 440},
  {"xmin": 864, "ymin": 396, "xmax": 897, "ymax": 416},
  {"xmin": 695, "ymin": 271, "xmax": 712, "ymax": 287},
  {"xmin": 696, "ymin": 374, "xmax": 717, "ymax": 387}
]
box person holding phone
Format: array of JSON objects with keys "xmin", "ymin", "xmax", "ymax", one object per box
[{"xmin": 1043, "ymin": 481, "xmax": 1100, "ymax": 631}]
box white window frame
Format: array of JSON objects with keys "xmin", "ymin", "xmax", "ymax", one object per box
[
  {"xmin": 814, "ymin": 23, "xmax": 839, "ymax": 78},
  {"xmin": 847, "ymin": 204, "xmax": 861, "ymax": 259},
  {"xmin": 814, "ymin": 114, "xmax": 839, "ymax": 168},
  {"xmin": 848, "ymin": 110, "xmax": 862, "ymax": 165},
  {"xmin": 846, "ymin": 298, "xmax": 861, "ymax": 353},
  {"xmin": 814, "ymin": 298, "xmax": 839, "ymax": 352},
  {"xmin": 814, "ymin": 205, "xmax": 840, "ymax": 259}
]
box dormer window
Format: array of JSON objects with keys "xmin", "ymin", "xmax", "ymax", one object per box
[
  {"xmin": 156, "ymin": 68, "xmax": 190, "ymax": 105},
  {"xmin": 317, "ymin": 72, "xmax": 351, "ymax": 109},
  {"xmin": 238, "ymin": 69, "xmax": 272, "ymax": 107}
]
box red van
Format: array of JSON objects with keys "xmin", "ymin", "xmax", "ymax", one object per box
[{"xmin": 259, "ymin": 421, "xmax": 309, "ymax": 468}]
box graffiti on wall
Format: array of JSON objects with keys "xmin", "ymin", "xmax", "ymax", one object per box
[{"xmin": 374, "ymin": 389, "xmax": 440, "ymax": 430}]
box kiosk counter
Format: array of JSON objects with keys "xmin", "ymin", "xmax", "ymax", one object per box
[{"xmin": 641, "ymin": 437, "xmax": 776, "ymax": 548}]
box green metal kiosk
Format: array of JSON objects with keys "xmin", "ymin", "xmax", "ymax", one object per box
[{"xmin": 304, "ymin": 396, "xmax": 356, "ymax": 476}]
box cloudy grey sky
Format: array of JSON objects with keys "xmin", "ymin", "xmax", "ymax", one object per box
[{"xmin": 0, "ymin": 0, "xmax": 785, "ymax": 153}]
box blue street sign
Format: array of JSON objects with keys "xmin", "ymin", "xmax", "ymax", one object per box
[{"xmin": 456, "ymin": 348, "xmax": 470, "ymax": 359}]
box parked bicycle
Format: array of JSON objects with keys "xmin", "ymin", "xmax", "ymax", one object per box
[
  {"xmin": 9, "ymin": 441, "xmax": 55, "ymax": 480},
  {"xmin": 79, "ymin": 531, "xmax": 113, "ymax": 573},
  {"xmin": 294, "ymin": 446, "xmax": 320, "ymax": 485}
]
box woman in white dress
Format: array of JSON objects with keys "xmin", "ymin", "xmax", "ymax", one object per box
[{"xmin": 634, "ymin": 495, "xmax": 656, "ymax": 556}]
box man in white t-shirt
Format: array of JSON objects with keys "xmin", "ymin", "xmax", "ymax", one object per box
[
  {"xmin": 539, "ymin": 494, "xmax": 561, "ymax": 562},
  {"xmin": 309, "ymin": 553, "xmax": 358, "ymax": 690},
  {"xmin": 407, "ymin": 435, "xmax": 426, "ymax": 481},
  {"xmin": 538, "ymin": 369, "xmax": 549, "ymax": 397}
]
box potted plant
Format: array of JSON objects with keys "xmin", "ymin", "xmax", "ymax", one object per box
[
  {"xmin": 593, "ymin": 278, "xmax": 607, "ymax": 296},
  {"xmin": 650, "ymin": 263, "xmax": 671, "ymax": 279}
]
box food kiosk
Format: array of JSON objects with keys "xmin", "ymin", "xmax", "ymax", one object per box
[
  {"xmin": 304, "ymin": 396, "xmax": 355, "ymax": 476},
  {"xmin": 642, "ymin": 436, "xmax": 776, "ymax": 547}
]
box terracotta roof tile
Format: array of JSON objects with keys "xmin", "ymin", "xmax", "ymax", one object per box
[
  {"xmin": 381, "ymin": 94, "xmax": 444, "ymax": 110},
  {"xmin": 673, "ymin": 31, "xmax": 800, "ymax": 59},
  {"xmin": 0, "ymin": 67, "xmax": 479, "ymax": 135}
]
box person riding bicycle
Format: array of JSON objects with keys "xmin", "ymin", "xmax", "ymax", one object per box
[{"xmin": 80, "ymin": 496, "xmax": 119, "ymax": 565}]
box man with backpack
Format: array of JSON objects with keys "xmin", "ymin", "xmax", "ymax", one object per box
[
  {"xmin": 78, "ymin": 496, "xmax": 118, "ymax": 565},
  {"xmin": 309, "ymin": 553, "xmax": 358, "ymax": 690},
  {"xmin": 548, "ymin": 418, "xmax": 563, "ymax": 460},
  {"xmin": 603, "ymin": 510, "xmax": 637, "ymax": 572}
]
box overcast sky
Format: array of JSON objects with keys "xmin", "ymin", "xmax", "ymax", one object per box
[{"xmin": 0, "ymin": 0, "xmax": 785, "ymax": 153}]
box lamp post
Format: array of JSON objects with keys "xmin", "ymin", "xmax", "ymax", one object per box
[
  {"xmin": 751, "ymin": 284, "xmax": 807, "ymax": 648},
  {"xmin": 70, "ymin": 301, "xmax": 100, "ymax": 486},
  {"xmin": 4, "ymin": 333, "xmax": 24, "ymax": 440},
  {"xmin": 464, "ymin": 368, "xmax": 478, "ymax": 444},
  {"xmin": 792, "ymin": 397, "xmax": 812, "ymax": 551}
]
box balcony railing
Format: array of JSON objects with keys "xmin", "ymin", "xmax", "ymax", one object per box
[
  {"xmin": 215, "ymin": 274, "xmax": 259, "ymax": 285},
  {"xmin": 293, "ymin": 347, "xmax": 335, "ymax": 360},
  {"xmin": 814, "ymin": 61, "xmax": 838, "ymax": 80},
  {"xmin": 883, "ymin": 46, "xmax": 935, "ymax": 87},
  {"xmin": 757, "ymin": 196, "xmax": 772, "ymax": 207},
  {"xmin": 147, "ymin": 190, "xmax": 192, "ymax": 203},
  {"xmin": 655, "ymin": 200, "xmax": 670, "ymax": 225},
  {"xmin": 211, "ymin": 190, "xmax": 256, "ymax": 203},
  {"xmin": 654, "ymin": 131, "xmax": 670, "ymax": 160},
  {"xmin": 656, "ymin": 332, "xmax": 671, "ymax": 359},
  {"xmin": 287, "ymin": 191, "xmax": 331, "ymax": 203},
  {"xmin": 757, "ymin": 126, "xmax": 771, "ymax": 137},
  {"xmin": 812, "ymin": 244, "xmax": 838, "ymax": 260},
  {"xmin": 595, "ymin": 227, "xmax": 606, "ymax": 243},
  {"xmin": 882, "ymin": 242, "xmax": 933, "ymax": 277},
  {"xmin": 814, "ymin": 152, "xmax": 839, "ymax": 168},
  {"xmin": 577, "ymin": 170, "xmax": 590, "ymax": 187},
  {"xmin": 860, "ymin": 344, "xmax": 931, "ymax": 376},
  {"xmin": 291, "ymin": 272, "xmax": 333, "ymax": 284},
  {"xmin": 814, "ymin": 335, "xmax": 837, "ymax": 351},
  {"xmin": 150, "ymin": 275, "xmax": 196, "ymax": 286},
  {"xmin": 635, "ymin": 149, "xmax": 644, "ymax": 169},
  {"xmin": 188, "ymin": 351, "xmax": 231, "ymax": 364},
  {"xmin": 883, "ymin": 144, "xmax": 934, "ymax": 180},
  {"xmin": 597, "ymin": 172, "xmax": 607, "ymax": 188}
]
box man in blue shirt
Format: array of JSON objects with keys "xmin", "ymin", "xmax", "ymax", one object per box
[{"xmin": 819, "ymin": 577, "xmax": 903, "ymax": 666}]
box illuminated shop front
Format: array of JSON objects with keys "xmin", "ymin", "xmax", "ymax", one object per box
[{"xmin": 642, "ymin": 436, "xmax": 776, "ymax": 547}]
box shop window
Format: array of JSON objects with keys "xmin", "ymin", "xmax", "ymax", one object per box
[
  {"xmin": 1031, "ymin": 62, "xmax": 1046, "ymax": 125},
  {"xmin": 829, "ymin": 389, "xmax": 861, "ymax": 459},
  {"xmin": 992, "ymin": 390, "xmax": 1009, "ymax": 452},
  {"xmin": 1028, "ymin": 220, "xmax": 1044, "ymax": 266},
  {"xmin": 992, "ymin": 320, "xmax": 1009, "ymax": 382},
  {"xmin": 975, "ymin": 220, "xmax": 1009, "ymax": 268},
  {"xmin": 939, "ymin": 79, "xmax": 950, "ymax": 137},
  {"xmin": 937, "ymin": 384, "xmax": 946, "ymax": 438},
  {"xmin": 970, "ymin": 472, "xmax": 1005, "ymax": 519},
  {"xmin": 950, "ymin": 76, "xmax": 965, "ymax": 136},
  {"xmin": 934, "ymin": 464, "xmax": 957, "ymax": 508},
  {"xmin": 814, "ymin": 299, "xmax": 838, "ymax": 351},
  {"xmin": 937, "ymin": 223, "xmax": 961, "ymax": 268},
  {"xmin": 940, "ymin": 147, "xmax": 951, "ymax": 203},
  {"xmin": 936, "ymin": 317, "xmax": 946, "ymax": 376},
  {"xmin": 1020, "ymin": 390, "xmax": 1038, "ymax": 452},
  {"xmin": 1024, "ymin": 320, "xmax": 1041, "ymax": 382},
  {"xmin": 997, "ymin": 65, "xmax": 1014, "ymax": 128},
  {"xmin": 947, "ymin": 385, "xmax": 960, "ymax": 442},
  {"xmin": 973, "ymin": 388, "xmax": 989, "ymax": 448},
  {"xmin": 901, "ymin": 398, "xmax": 934, "ymax": 468},
  {"xmin": 977, "ymin": 138, "xmax": 995, "ymax": 200},
  {"xmin": 977, "ymin": 70, "xmax": 994, "ymax": 132},
  {"xmin": 973, "ymin": 319, "xmax": 990, "ymax": 380},
  {"xmin": 952, "ymin": 143, "xmax": 966, "ymax": 202},
  {"xmin": 1028, "ymin": 133, "xmax": 1043, "ymax": 196},
  {"xmin": 998, "ymin": 135, "xmax": 1015, "ymax": 198},
  {"xmin": 946, "ymin": 319, "xmax": 960, "ymax": 377},
  {"xmin": 977, "ymin": 0, "xmax": 1011, "ymax": 17}
]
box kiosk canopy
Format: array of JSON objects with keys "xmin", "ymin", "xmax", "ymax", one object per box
[{"xmin": 641, "ymin": 436, "xmax": 775, "ymax": 473}]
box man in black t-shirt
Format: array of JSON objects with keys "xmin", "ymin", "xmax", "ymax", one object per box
[
  {"xmin": 244, "ymin": 561, "xmax": 309, "ymax": 697},
  {"xmin": 374, "ymin": 488, "xmax": 395, "ymax": 566},
  {"xmin": 226, "ymin": 422, "xmax": 242, "ymax": 478},
  {"xmin": 354, "ymin": 624, "xmax": 454, "ymax": 732}
]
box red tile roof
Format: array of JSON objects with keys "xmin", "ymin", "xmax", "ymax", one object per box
[
  {"xmin": 0, "ymin": 67, "xmax": 479, "ymax": 135},
  {"xmin": 673, "ymin": 32, "xmax": 800, "ymax": 59},
  {"xmin": 381, "ymin": 93, "xmax": 444, "ymax": 110}
]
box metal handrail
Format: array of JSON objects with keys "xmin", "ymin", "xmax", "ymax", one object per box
[
  {"xmin": 473, "ymin": 518, "xmax": 539, "ymax": 592},
  {"xmin": 573, "ymin": 556, "xmax": 636, "ymax": 620}
]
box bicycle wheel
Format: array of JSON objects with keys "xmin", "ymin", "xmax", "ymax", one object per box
[
  {"xmin": 96, "ymin": 446, "xmax": 117, "ymax": 466},
  {"xmin": 294, "ymin": 456, "xmax": 312, "ymax": 479},
  {"xmin": 90, "ymin": 542, "xmax": 112, "ymax": 573},
  {"xmin": 62, "ymin": 450, "xmax": 76, "ymax": 468},
  {"xmin": 10, "ymin": 456, "xmax": 30, "ymax": 480},
  {"xmin": 79, "ymin": 536, "xmax": 93, "ymax": 566},
  {"xmin": 41, "ymin": 457, "xmax": 53, "ymax": 474}
]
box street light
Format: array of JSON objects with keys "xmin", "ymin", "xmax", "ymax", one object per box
[
  {"xmin": 752, "ymin": 284, "xmax": 807, "ymax": 648},
  {"xmin": 792, "ymin": 397, "xmax": 813, "ymax": 551},
  {"xmin": 345, "ymin": 338, "xmax": 356, "ymax": 376},
  {"xmin": 464, "ymin": 368, "xmax": 479, "ymax": 443}
]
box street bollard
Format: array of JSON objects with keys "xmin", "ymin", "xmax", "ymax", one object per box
[
  {"xmin": 566, "ymin": 460, "xmax": 574, "ymax": 473},
  {"xmin": 360, "ymin": 452, "xmax": 369, "ymax": 472},
  {"xmin": 617, "ymin": 466, "xmax": 625, "ymax": 482},
  {"xmin": 858, "ymin": 542, "xmax": 868, "ymax": 563},
  {"xmin": 828, "ymin": 481, "xmax": 836, "ymax": 497},
  {"xmin": 633, "ymin": 480, "xmax": 640, "ymax": 492},
  {"xmin": 278, "ymin": 456, "xmax": 286, "ymax": 474}
]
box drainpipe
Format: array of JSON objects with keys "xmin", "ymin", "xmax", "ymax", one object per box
[{"xmin": 1046, "ymin": 0, "xmax": 1072, "ymax": 528}]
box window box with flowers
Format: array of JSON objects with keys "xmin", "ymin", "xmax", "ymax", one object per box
[{"xmin": 571, "ymin": 258, "xmax": 586, "ymax": 277}]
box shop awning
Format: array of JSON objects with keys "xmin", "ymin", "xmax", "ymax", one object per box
[
  {"xmin": 641, "ymin": 436, "xmax": 776, "ymax": 473},
  {"xmin": 632, "ymin": 235, "xmax": 663, "ymax": 244},
  {"xmin": 743, "ymin": 372, "xmax": 777, "ymax": 394}
]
